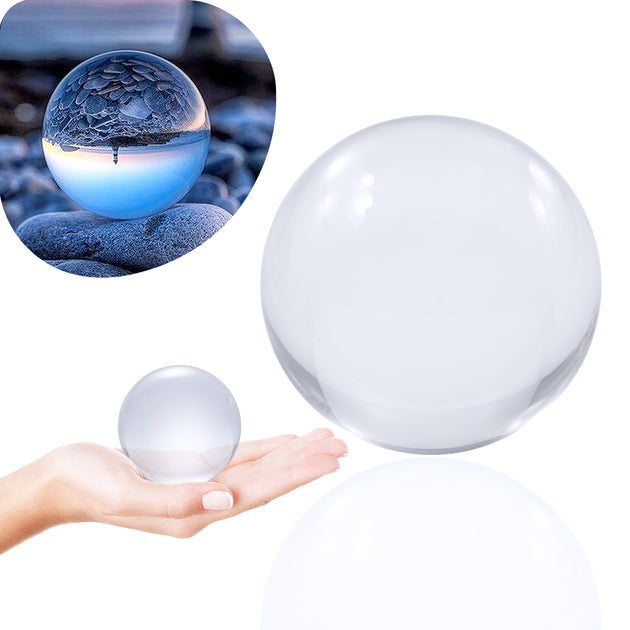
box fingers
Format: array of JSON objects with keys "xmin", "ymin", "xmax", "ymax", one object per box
[
  {"xmin": 113, "ymin": 479, "xmax": 234, "ymax": 520},
  {"xmin": 217, "ymin": 428, "xmax": 347, "ymax": 514},
  {"xmin": 286, "ymin": 427, "xmax": 335, "ymax": 449},
  {"xmin": 302, "ymin": 436, "xmax": 348, "ymax": 458},
  {"xmin": 226, "ymin": 434, "xmax": 297, "ymax": 468},
  {"xmin": 283, "ymin": 453, "xmax": 342, "ymax": 489}
]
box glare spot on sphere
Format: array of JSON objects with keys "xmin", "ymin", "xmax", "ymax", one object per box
[
  {"xmin": 42, "ymin": 50, "xmax": 210, "ymax": 219},
  {"xmin": 262, "ymin": 459, "xmax": 601, "ymax": 630},
  {"xmin": 261, "ymin": 116, "xmax": 601, "ymax": 453},
  {"xmin": 118, "ymin": 366, "xmax": 241, "ymax": 484}
]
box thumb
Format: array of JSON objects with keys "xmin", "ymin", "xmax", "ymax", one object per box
[{"xmin": 126, "ymin": 479, "xmax": 234, "ymax": 519}]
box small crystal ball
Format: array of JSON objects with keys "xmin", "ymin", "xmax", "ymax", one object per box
[{"xmin": 119, "ymin": 366, "xmax": 241, "ymax": 483}]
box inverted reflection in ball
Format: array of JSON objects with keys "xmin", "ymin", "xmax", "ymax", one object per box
[
  {"xmin": 118, "ymin": 366, "xmax": 240, "ymax": 483},
  {"xmin": 262, "ymin": 459, "xmax": 600, "ymax": 630},
  {"xmin": 261, "ymin": 116, "xmax": 601, "ymax": 453},
  {"xmin": 43, "ymin": 50, "xmax": 210, "ymax": 219}
]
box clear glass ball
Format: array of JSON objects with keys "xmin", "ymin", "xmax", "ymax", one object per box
[
  {"xmin": 261, "ymin": 116, "xmax": 601, "ymax": 453},
  {"xmin": 263, "ymin": 459, "xmax": 600, "ymax": 630},
  {"xmin": 43, "ymin": 50, "xmax": 210, "ymax": 219},
  {"xmin": 118, "ymin": 366, "xmax": 241, "ymax": 483}
]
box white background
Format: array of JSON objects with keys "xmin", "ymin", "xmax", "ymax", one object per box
[{"xmin": 0, "ymin": 0, "xmax": 628, "ymax": 627}]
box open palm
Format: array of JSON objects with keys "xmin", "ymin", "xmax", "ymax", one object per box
[{"xmin": 50, "ymin": 428, "xmax": 347, "ymax": 538}]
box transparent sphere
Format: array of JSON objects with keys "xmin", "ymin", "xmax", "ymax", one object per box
[
  {"xmin": 118, "ymin": 366, "xmax": 240, "ymax": 483},
  {"xmin": 262, "ymin": 459, "xmax": 600, "ymax": 630},
  {"xmin": 43, "ymin": 50, "xmax": 210, "ymax": 219},
  {"xmin": 261, "ymin": 116, "xmax": 601, "ymax": 453}
]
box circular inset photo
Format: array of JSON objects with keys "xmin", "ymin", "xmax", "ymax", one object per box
[{"xmin": 0, "ymin": 0, "xmax": 275, "ymax": 277}]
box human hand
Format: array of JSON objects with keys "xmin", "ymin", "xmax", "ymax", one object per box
[{"xmin": 46, "ymin": 428, "xmax": 347, "ymax": 539}]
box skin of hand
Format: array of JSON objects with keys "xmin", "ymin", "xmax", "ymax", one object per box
[{"xmin": 0, "ymin": 428, "xmax": 347, "ymax": 553}]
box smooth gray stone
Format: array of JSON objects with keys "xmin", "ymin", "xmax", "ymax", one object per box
[
  {"xmin": 59, "ymin": 89, "xmax": 75, "ymax": 109},
  {"xmin": 143, "ymin": 86, "xmax": 168, "ymax": 112},
  {"xmin": 84, "ymin": 93, "xmax": 108, "ymax": 114},
  {"xmin": 17, "ymin": 204, "xmax": 232, "ymax": 272},
  {"xmin": 232, "ymin": 185, "xmax": 252, "ymax": 205},
  {"xmin": 234, "ymin": 124, "xmax": 272, "ymax": 151},
  {"xmin": 0, "ymin": 136, "xmax": 28, "ymax": 162},
  {"xmin": 5, "ymin": 189, "xmax": 80, "ymax": 228},
  {"xmin": 228, "ymin": 165, "xmax": 254, "ymax": 189},
  {"xmin": 84, "ymin": 76, "xmax": 109, "ymax": 90},
  {"xmin": 103, "ymin": 63, "xmax": 126, "ymax": 74},
  {"xmin": 47, "ymin": 259, "xmax": 131, "ymax": 278},
  {"xmin": 215, "ymin": 196, "xmax": 240, "ymax": 216},
  {"xmin": 3, "ymin": 200, "xmax": 23, "ymax": 228},
  {"xmin": 212, "ymin": 97, "xmax": 275, "ymax": 136},
  {"xmin": 119, "ymin": 96, "xmax": 152, "ymax": 120},
  {"xmin": 246, "ymin": 148, "xmax": 268, "ymax": 175},
  {"xmin": 204, "ymin": 141, "xmax": 245, "ymax": 178},
  {"xmin": 181, "ymin": 174, "xmax": 229, "ymax": 204},
  {"xmin": 75, "ymin": 88, "xmax": 90, "ymax": 105}
]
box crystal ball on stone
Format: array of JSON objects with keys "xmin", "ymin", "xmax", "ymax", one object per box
[{"xmin": 43, "ymin": 50, "xmax": 210, "ymax": 219}]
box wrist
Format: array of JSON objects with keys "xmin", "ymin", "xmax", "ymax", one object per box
[
  {"xmin": 41, "ymin": 446, "xmax": 91, "ymax": 525},
  {"xmin": 0, "ymin": 449, "xmax": 73, "ymax": 553},
  {"xmin": 34, "ymin": 450, "xmax": 70, "ymax": 527}
]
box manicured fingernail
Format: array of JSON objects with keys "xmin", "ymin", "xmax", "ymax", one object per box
[{"xmin": 202, "ymin": 491, "xmax": 233, "ymax": 510}]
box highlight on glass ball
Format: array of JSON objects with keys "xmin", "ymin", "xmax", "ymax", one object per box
[
  {"xmin": 0, "ymin": 1, "xmax": 275, "ymax": 278},
  {"xmin": 261, "ymin": 116, "xmax": 601, "ymax": 453},
  {"xmin": 118, "ymin": 365, "xmax": 241, "ymax": 484},
  {"xmin": 42, "ymin": 50, "xmax": 211, "ymax": 220},
  {"xmin": 262, "ymin": 459, "xmax": 601, "ymax": 630}
]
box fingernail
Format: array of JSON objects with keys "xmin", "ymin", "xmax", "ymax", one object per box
[{"xmin": 202, "ymin": 491, "xmax": 233, "ymax": 511}]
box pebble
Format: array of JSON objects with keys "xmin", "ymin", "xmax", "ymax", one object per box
[
  {"xmin": 4, "ymin": 190, "xmax": 79, "ymax": 228},
  {"xmin": 47, "ymin": 259, "xmax": 131, "ymax": 278},
  {"xmin": 204, "ymin": 140, "xmax": 246, "ymax": 178},
  {"xmin": 17, "ymin": 204, "xmax": 232, "ymax": 272},
  {"xmin": 0, "ymin": 171, "xmax": 10, "ymax": 196},
  {"xmin": 246, "ymin": 148, "xmax": 268, "ymax": 175},
  {"xmin": 233, "ymin": 185, "xmax": 253, "ymax": 205},
  {"xmin": 181, "ymin": 174, "xmax": 229, "ymax": 204},
  {"xmin": 2, "ymin": 200, "xmax": 24, "ymax": 227},
  {"xmin": 228, "ymin": 165, "xmax": 255, "ymax": 189},
  {"xmin": 234, "ymin": 124, "xmax": 272, "ymax": 151},
  {"xmin": 215, "ymin": 196, "xmax": 241, "ymax": 216},
  {"xmin": 25, "ymin": 130, "xmax": 45, "ymax": 163},
  {"xmin": 119, "ymin": 96, "xmax": 152, "ymax": 120},
  {"xmin": 212, "ymin": 97, "xmax": 275, "ymax": 136},
  {"xmin": 0, "ymin": 136, "xmax": 28, "ymax": 162}
]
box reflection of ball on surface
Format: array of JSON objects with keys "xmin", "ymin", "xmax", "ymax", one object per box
[
  {"xmin": 43, "ymin": 50, "xmax": 210, "ymax": 219},
  {"xmin": 261, "ymin": 116, "xmax": 601, "ymax": 453},
  {"xmin": 262, "ymin": 459, "xmax": 600, "ymax": 630},
  {"xmin": 118, "ymin": 366, "xmax": 240, "ymax": 483}
]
